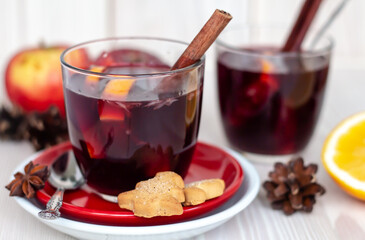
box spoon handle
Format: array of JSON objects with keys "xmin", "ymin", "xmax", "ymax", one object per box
[
  {"xmin": 310, "ymin": 0, "xmax": 350, "ymax": 49},
  {"xmin": 38, "ymin": 187, "xmax": 64, "ymax": 220}
]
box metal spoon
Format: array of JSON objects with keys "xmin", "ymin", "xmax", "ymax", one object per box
[
  {"xmin": 309, "ymin": 0, "xmax": 350, "ymax": 49},
  {"xmin": 38, "ymin": 151, "xmax": 85, "ymax": 220}
]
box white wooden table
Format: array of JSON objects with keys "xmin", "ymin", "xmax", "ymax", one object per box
[{"xmin": 1, "ymin": 65, "xmax": 365, "ymax": 239}]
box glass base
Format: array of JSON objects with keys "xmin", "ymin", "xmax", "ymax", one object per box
[
  {"xmin": 97, "ymin": 193, "xmax": 118, "ymax": 203},
  {"xmin": 82, "ymin": 184, "xmax": 119, "ymax": 203},
  {"xmin": 242, "ymin": 151, "xmax": 299, "ymax": 164}
]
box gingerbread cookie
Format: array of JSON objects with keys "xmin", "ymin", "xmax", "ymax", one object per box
[
  {"xmin": 183, "ymin": 179, "xmax": 225, "ymax": 206},
  {"xmin": 117, "ymin": 171, "xmax": 185, "ymax": 218}
]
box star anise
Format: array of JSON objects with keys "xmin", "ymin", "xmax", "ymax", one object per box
[
  {"xmin": 5, "ymin": 161, "xmax": 49, "ymax": 199},
  {"xmin": 263, "ymin": 157, "xmax": 325, "ymax": 215}
]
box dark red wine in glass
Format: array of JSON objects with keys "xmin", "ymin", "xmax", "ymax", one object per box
[
  {"xmin": 217, "ymin": 47, "xmax": 329, "ymax": 155},
  {"xmin": 65, "ymin": 62, "xmax": 203, "ymax": 196}
]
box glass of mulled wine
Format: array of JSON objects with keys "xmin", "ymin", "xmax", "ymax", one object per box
[
  {"xmin": 61, "ymin": 38, "xmax": 205, "ymax": 198},
  {"xmin": 216, "ymin": 27, "xmax": 332, "ymax": 161}
]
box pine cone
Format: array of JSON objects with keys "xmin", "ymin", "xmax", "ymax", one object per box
[
  {"xmin": 263, "ymin": 157, "xmax": 325, "ymax": 215},
  {"xmin": 24, "ymin": 106, "xmax": 69, "ymax": 150},
  {"xmin": 0, "ymin": 105, "xmax": 69, "ymax": 150},
  {"xmin": 0, "ymin": 105, "xmax": 27, "ymax": 140}
]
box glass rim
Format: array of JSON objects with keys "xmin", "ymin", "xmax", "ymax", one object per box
[
  {"xmin": 216, "ymin": 27, "xmax": 334, "ymax": 59},
  {"xmin": 60, "ymin": 36, "xmax": 205, "ymax": 78}
]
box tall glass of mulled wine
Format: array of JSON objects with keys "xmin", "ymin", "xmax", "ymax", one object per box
[
  {"xmin": 61, "ymin": 38, "xmax": 205, "ymax": 198},
  {"xmin": 216, "ymin": 27, "xmax": 332, "ymax": 161}
]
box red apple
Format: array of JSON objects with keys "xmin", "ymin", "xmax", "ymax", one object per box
[{"xmin": 5, "ymin": 45, "xmax": 89, "ymax": 116}]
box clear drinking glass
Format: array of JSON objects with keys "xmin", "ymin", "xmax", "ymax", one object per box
[
  {"xmin": 216, "ymin": 27, "xmax": 332, "ymax": 162},
  {"xmin": 61, "ymin": 37, "xmax": 205, "ymax": 198}
]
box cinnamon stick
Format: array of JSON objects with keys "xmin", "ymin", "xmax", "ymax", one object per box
[
  {"xmin": 282, "ymin": 0, "xmax": 323, "ymax": 52},
  {"xmin": 171, "ymin": 9, "xmax": 232, "ymax": 70}
]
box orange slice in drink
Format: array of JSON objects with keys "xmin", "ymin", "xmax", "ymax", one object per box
[
  {"xmin": 261, "ymin": 59, "xmax": 274, "ymax": 73},
  {"xmin": 99, "ymin": 77, "xmax": 135, "ymax": 121},
  {"xmin": 185, "ymin": 91, "xmax": 197, "ymax": 125},
  {"xmin": 322, "ymin": 112, "xmax": 365, "ymax": 200},
  {"xmin": 86, "ymin": 66, "xmax": 105, "ymax": 84},
  {"xmin": 102, "ymin": 78, "xmax": 135, "ymax": 99},
  {"xmin": 185, "ymin": 70, "xmax": 199, "ymax": 125}
]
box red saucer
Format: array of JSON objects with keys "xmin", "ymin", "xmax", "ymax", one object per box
[{"xmin": 34, "ymin": 142, "xmax": 244, "ymax": 226}]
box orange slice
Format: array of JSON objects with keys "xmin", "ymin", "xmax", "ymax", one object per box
[
  {"xmin": 185, "ymin": 70, "xmax": 199, "ymax": 125},
  {"xmin": 86, "ymin": 66, "xmax": 105, "ymax": 84},
  {"xmin": 102, "ymin": 78, "xmax": 135, "ymax": 99},
  {"xmin": 261, "ymin": 59, "xmax": 274, "ymax": 73},
  {"xmin": 98, "ymin": 100, "xmax": 126, "ymax": 121},
  {"xmin": 322, "ymin": 112, "xmax": 365, "ymax": 200},
  {"xmin": 185, "ymin": 91, "xmax": 197, "ymax": 125},
  {"xmin": 99, "ymin": 77, "xmax": 135, "ymax": 121}
]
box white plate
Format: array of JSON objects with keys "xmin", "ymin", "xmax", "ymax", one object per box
[{"xmin": 12, "ymin": 147, "xmax": 260, "ymax": 240}]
